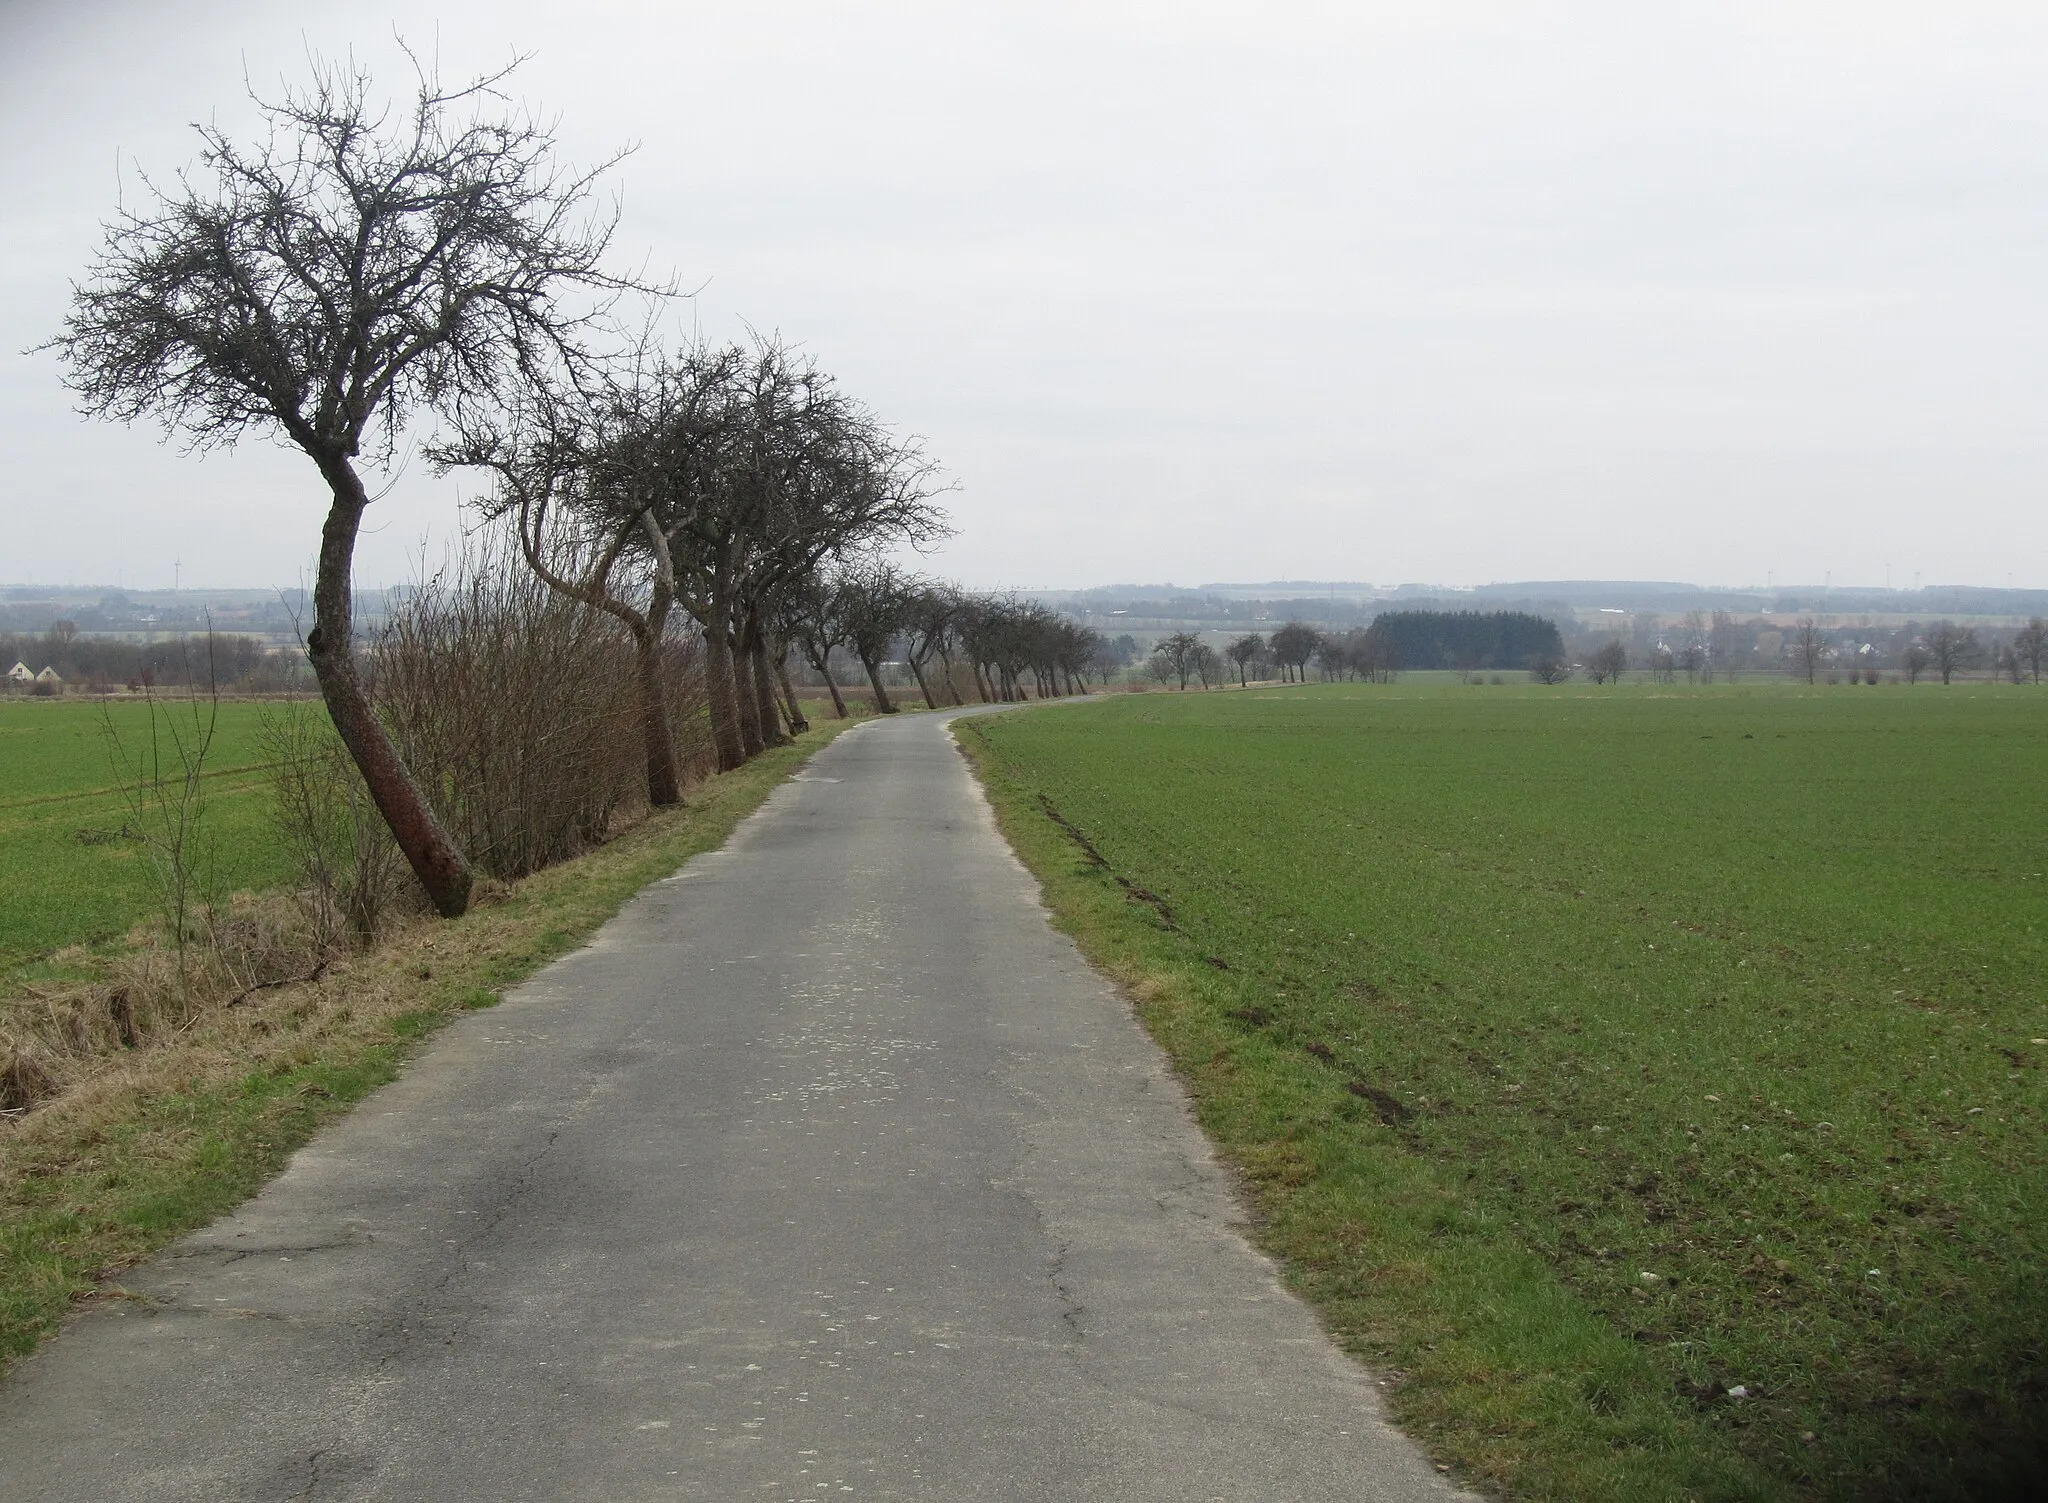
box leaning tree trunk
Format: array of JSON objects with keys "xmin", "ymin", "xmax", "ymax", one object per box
[
  {"xmin": 812, "ymin": 650, "xmax": 849, "ymax": 718},
  {"xmin": 747, "ymin": 626, "xmax": 788, "ymax": 749},
  {"xmin": 737, "ymin": 605, "xmax": 785, "ymax": 749},
  {"xmin": 861, "ymin": 652, "xmax": 898, "ymax": 714},
  {"xmin": 699, "ymin": 596, "xmax": 748, "ymax": 772},
  {"xmin": 972, "ymin": 660, "xmax": 994, "ymax": 703},
  {"xmin": 637, "ymin": 586, "xmax": 683, "ymax": 807},
  {"xmin": 774, "ymin": 652, "xmax": 809, "ymax": 735},
  {"xmin": 934, "ymin": 648, "xmax": 965, "ymax": 705},
  {"xmin": 906, "ymin": 652, "xmax": 937, "ymax": 710},
  {"xmin": 731, "ymin": 628, "xmax": 766, "ymax": 756},
  {"xmin": 309, "ymin": 456, "xmax": 473, "ymax": 917}
]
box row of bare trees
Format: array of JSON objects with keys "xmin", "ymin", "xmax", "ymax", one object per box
[
  {"xmin": 784, "ymin": 567, "xmax": 1107, "ymax": 712},
  {"xmin": 436, "ymin": 336, "xmax": 948, "ymax": 785},
  {"xmin": 49, "ymin": 52, "xmax": 955, "ymax": 921}
]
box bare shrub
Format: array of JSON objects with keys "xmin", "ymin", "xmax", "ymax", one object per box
[
  {"xmin": 372, "ymin": 545, "xmax": 658, "ymax": 880},
  {"xmin": 0, "ymin": 550, "xmax": 711, "ymax": 1120},
  {"xmin": 261, "ymin": 702, "xmax": 411, "ymax": 951},
  {"xmin": 100, "ymin": 639, "xmax": 224, "ymax": 1014}
]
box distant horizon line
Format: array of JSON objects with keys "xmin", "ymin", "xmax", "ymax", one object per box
[{"xmin": 6, "ymin": 576, "xmax": 2046, "ymax": 598}]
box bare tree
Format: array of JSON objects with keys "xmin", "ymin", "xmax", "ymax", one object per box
[
  {"xmin": 900, "ymin": 583, "xmax": 963, "ymax": 709},
  {"xmin": 1793, "ymin": 618, "xmax": 1828, "ymax": 684},
  {"xmin": 435, "ymin": 355, "xmax": 688, "ymax": 807},
  {"xmin": 1902, "ymin": 642, "xmax": 1932, "ymax": 684},
  {"xmin": 1679, "ymin": 610, "xmax": 1710, "ymax": 684},
  {"xmin": 1096, "ymin": 633, "xmax": 1137, "ymax": 684},
  {"xmin": 48, "ymin": 54, "xmax": 639, "ymax": 916},
  {"xmin": 1153, "ymin": 631, "xmax": 1206, "ymax": 690},
  {"xmin": 1314, "ymin": 635, "xmax": 1354, "ymax": 681},
  {"xmin": 1926, "ymin": 621, "xmax": 1982, "ymax": 685},
  {"xmin": 785, "ymin": 568, "xmax": 858, "ymax": 718},
  {"xmin": 1050, "ymin": 620, "xmax": 1104, "ymax": 696},
  {"xmin": 2013, "ymin": 617, "xmax": 2046, "ymax": 684},
  {"xmin": 1586, "ymin": 639, "xmax": 1627, "ymax": 684},
  {"xmin": 1225, "ymin": 632, "xmax": 1264, "ymax": 687},
  {"xmin": 1709, "ymin": 609, "xmax": 1744, "ymax": 681},
  {"xmin": 633, "ymin": 340, "xmax": 948, "ymax": 762},
  {"xmin": 1357, "ymin": 622, "xmax": 1399, "ymax": 683},
  {"xmin": 841, "ymin": 559, "xmax": 911, "ymax": 713},
  {"xmin": 1268, "ymin": 621, "xmax": 1321, "ymax": 683}
]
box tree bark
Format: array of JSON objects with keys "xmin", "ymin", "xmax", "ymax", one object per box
[
  {"xmin": 633, "ymin": 517, "xmax": 682, "ymax": 807},
  {"xmin": 862, "ymin": 654, "xmax": 898, "ymax": 714},
  {"xmin": 308, "ymin": 454, "xmax": 473, "ymax": 918},
  {"xmin": 774, "ymin": 653, "xmax": 809, "ymax": 734},
  {"xmin": 907, "ymin": 652, "xmax": 937, "ymax": 710},
  {"xmin": 736, "ymin": 604, "xmax": 785, "ymax": 748},
  {"xmin": 636, "ymin": 585, "xmax": 682, "ymax": 807},
  {"xmin": 731, "ymin": 627, "xmax": 766, "ymax": 755},
  {"xmin": 934, "ymin": 647, "xmax": 964, "ymax": 705},
  {"xmin": 816, "ymin": 652, "xmax": 849, "ymax": 718},
  {"xmin": 748, "ymin": 624, "xmax": 788, "ymax": 748},
  {"xmin": 700, "ymin": 598, "xmax": 748, "ymax": 772}
]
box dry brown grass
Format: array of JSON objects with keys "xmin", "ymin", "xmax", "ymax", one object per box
[
  {"xmin": 1, "ymin": 891, "xmax": 399, "ymax": 1115},
  {"xmin": 0, "ymin": 722, "xmax": 850, "ymax": 1364}
]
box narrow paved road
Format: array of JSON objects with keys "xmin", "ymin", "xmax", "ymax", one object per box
[{"xmin": 0, "ymin": 709, "xmax": 1466, "ymax": 1501}]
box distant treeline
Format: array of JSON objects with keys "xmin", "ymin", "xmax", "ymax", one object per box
[
  {"xmin": 0, "ymin": 632, "xmax": 301, "ymax": 692},
  {"xmin": 1369, "ymin": 611, "xmax": 1565, "ymax": 671}
]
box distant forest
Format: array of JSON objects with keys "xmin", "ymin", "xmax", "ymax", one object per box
[{"xmin": 1370, "ymin": 611, "xmax": 1564, "ymax": 670}]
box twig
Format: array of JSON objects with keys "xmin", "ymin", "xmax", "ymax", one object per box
[{"xmin": 224, "ymin": 960, "xmax": 330, "ymax": 1009}]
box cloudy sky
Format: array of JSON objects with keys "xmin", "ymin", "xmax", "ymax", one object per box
[{"xmin": 3, "ymin": 1, "xmax": 2044, "ymax": 592}]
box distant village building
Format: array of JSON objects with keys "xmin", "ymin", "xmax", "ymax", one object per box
[
  {"xmin": 6, "ymin": 661, "xmax": 31, "ymax": 685},
  {"xmin": 35, "ymin": 667, "xmax": 62, "ymax": 685}
]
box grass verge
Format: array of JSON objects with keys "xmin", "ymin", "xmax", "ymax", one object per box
[
  {"xmin": 0, "ymin": 722, "xmax": 850, "ymax": 1366},
  {"xmin": 956, "ymin": 683, "xmax": 2046, "ymax": 1503}
]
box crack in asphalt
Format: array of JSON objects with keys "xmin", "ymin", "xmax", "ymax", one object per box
[
  {"xmin": 199, "ymin": 1235, "xmax": 368, "ymax": 1267},
  {"xmin": 368, "ymin": 1127, "xmax": 563, "ymax": 1369},
  {"xmin": 1046, "ymin": 1237, "xmax": 1087, "ymax": 1340}
]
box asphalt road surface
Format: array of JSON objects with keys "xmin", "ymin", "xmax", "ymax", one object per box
[{"xmin": 0, "ymin": 707, "xmax": 1468, "ymax": 1501}]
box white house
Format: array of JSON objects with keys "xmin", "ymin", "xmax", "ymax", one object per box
[
  {"xmin": 6, "ymin": 661, "xmax": 32, "ymax": 684},
  {"xmin": 35, "ymin": 667, "xmax": 62, "ymax": 685}
]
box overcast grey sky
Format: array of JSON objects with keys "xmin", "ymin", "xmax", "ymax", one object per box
[{"xmin": 3, "ymin": 1, "xmax": 2044, "ymax": 592}]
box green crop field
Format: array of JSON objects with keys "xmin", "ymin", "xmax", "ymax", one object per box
[
  {"xmin": 962, "ymin": 681, "xmax": 2047, "ymax": 1502},
  {"xmin": 0, "ymin": 700, "xmax": 302, "ymax": 977}
]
